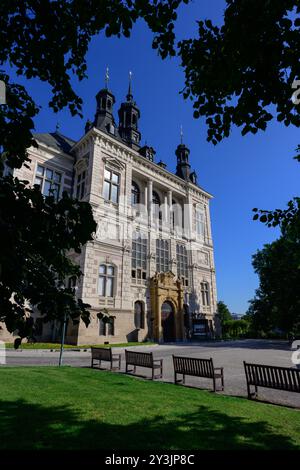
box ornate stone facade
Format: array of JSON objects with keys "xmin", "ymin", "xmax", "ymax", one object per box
[{"xmin": 3, "ymin": 81, "xmax": 219, "ymax": 345}]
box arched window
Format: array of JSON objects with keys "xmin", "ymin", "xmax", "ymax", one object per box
[
  {"xmin": 98, "ymin": 264, "xmax": 115, "ymax": 297},
  {"xmin": 134, "ymin": 301, "xmax": 145, "ymax": 329},
  {"xmin": 131, "ymin": 181, "xmax": 140, "ymax": 205}
]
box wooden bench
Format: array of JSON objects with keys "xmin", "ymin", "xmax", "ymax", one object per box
[
  {"xmin": 244, "ymin": 361, "xmax": 300, "ymax": 399},
  {"xmin": 91, "ymin": 347, "xmax": 121, "ymax": 370},
  {"xmin": 125, "ymin": 350, "xmax": 163, "ymax": 380},
  {"xmin": 173, "ymin": 355, "xmax": 224, "ymax": 392}
]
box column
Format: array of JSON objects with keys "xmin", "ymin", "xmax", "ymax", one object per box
[
  {"xmin": 147, "ymin": 179, "xmax": 153, "ymax": 226},
  {"xmin": 167, "ymin": 190, "xmax": 172, "ymax": 227}
]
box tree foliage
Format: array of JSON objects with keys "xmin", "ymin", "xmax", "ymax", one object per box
[
  {"xmin": 246, "ymin": 236, "xmax": 300, "ymax": 337},
  {"xmin": 179, "ymin": 0, "xmax": 300, "ymax": 144},
  {"xmin": 217, "ymin": 300, "xmax": 232, "ymax": 325}
]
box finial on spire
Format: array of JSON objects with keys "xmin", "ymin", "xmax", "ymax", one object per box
[
  {"xmin": 127, "ymin": 70, "xmax": 133, "ymax": 99},
  {"xmin": 105, "ymin": 66, "xmax": 109, "ymax": 89},
  {"xmin": 180, "ymin": 125, "xmax": 183, "ymax": 144}
]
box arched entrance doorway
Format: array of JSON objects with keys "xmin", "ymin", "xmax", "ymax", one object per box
[{"xmin": 161, "ymin": 301, "xmax": 175, "ymax": 342}]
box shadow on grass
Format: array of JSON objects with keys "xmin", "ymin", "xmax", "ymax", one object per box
[{"xmin": 0, "ymin": 398, "xmax": 298, "ymax": 450}]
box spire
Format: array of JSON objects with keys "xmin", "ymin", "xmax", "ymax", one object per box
[
  {"xmin": 118, "ymin": 73, "xmax": 141, "ymax": 149},
  {"xmin": 93, "ymin": 68, "xmax": 116, "ymax": 134},
  {"xmin": 105, "ymin": 66, "xmax": 109, "ymax": 90},
  {"xmin": 127, "ymin": 71, "xmax": 133, "ymax": 101},
  {"xmin": 175, "ymin": 133, "xmax": 191, "ymax": 181}
]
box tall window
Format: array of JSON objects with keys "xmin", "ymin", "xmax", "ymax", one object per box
[
  {"xmin": 176, "ymin": 244, "xmax": 189, "ymax": 286},
  {"xmin": 99, "ymin": 317, "xmax": 115, "ymax": 336},
  {"xmin": 131, "ymin": 181, "xmax": 140, "ymax": 205},
  {"xmin": 156, "ymin": 239, "xmax": 170, "ymax": 273},
  {"xmin": 98, "ymin": 264, "xmax": 115, "ymax": 297},
  {"xmin": 34, "ymin": 164, "xmax": 61, "ymax": 200},
  {"xmin": 76, "ymin": 170, "xmax": 87, "ymax": 199},
  {"xmin": 134, "ymin": 301, "xmax": 145, "ymax": 329},
  {"xmin": 132, "ymin": 233, "xmax": 147, "ymax": 283},
  {"xmin": 107, "ymin": 318, "xmax": 115, "ymax": 336},
  {"xmin": 103, "ymin": 168, "xmax": 120, "ymax": 203},
  {"xmin": 99, "ymin": 318, "xmax": 107, "ymax": 336},
  {"xmin": 201, "ymin": 282, "xmax": 210, "ymax": 306},
  {"xmin": 152, "ymin": 191, "xmax": 162, "ymax": 226},
  {"xmin": 196, "ymin": 207, "xmax": 205, "ymax": 237}
]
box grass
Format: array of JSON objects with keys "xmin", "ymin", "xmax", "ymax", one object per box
[
  {"xmin": 5, "ymin": 341, "xmax": 155, "ymax": 350},
  {"xmin": 0, "ymin": 367, "xmax": 299, "ymax": 450}
]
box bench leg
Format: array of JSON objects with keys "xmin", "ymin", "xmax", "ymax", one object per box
[
  {"xmin": 152, "ymin": 368, "xmax": 154, "ymax": 380},
  {"xmin": 213, "ymin": 377, "xmax": 216, "ymax": 392},
  {"xmin": 221, "ymin": 372, "xmax": 224, "ymax": 391},
  {"xmin": 246, "ymin": 382, "xmax": 258, "ymax": 399},
  {"xmin": 183, "ymin": 374, "xmax": 185, "ymax": 385},
  {"xmin": 91, "ymin": 358, "xmax": 94, "ymax": 368}
]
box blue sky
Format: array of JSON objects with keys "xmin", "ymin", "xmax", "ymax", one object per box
[{"xmin": 5, "ymin": 1, "xmax": 300, "ymax": 314}]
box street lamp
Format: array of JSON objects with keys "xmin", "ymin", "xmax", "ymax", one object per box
[{"xmin": 58, "ymin": 283, "xmax": 78, "ymax": 367}]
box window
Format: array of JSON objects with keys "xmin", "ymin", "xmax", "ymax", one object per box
[
  {"xmin": 131, "ymin": 181, "xmax": 140, "ymax": 205},
  {"xmin": 176, "ymin": 244, "xmax": 189, "ymax": 286},
  {"xmin": 98, "ymin": 264, "xmax": 115, "ymax": 297},
  {"xmin": 76, "ymin": 170, "xmax": 87, "ymax": 199},
  {"xmin": 132, "ymin": 233, "xmax": 147, "ymax": 283},
  {"xmin": 201, "ymin": 282, "xmax": 210, "ymax": 306},
  {"xmin": 34, "ymin": 164, "xmax": 61, "ymax": 200},
  {"xmin": 134, "ymin": 301, "xmax": 145, "ymax": 329},
  {"xmin": 99, "ymin": 318, "xmax": 107, "ymax": 336},
  {"xmin": 196, "ymin": 207, "xmax": 205, "ymax": 237},
  {"xmin": 103, "ymin": 168, "xmax": 120, "ymax": 203},
  {"xmin": 107, "ymin": 318, "xmax": 115, "ymax": 336},
  {"xmin": 152, "ymin": 191, "xmax": 162, "ymax": 227},
  {"xmin": 156, "ymin": 239, "xmax": 170, "ymax": 273}
]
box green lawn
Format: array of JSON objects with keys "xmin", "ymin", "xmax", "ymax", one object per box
[
  {"xmin": 0, "ymin": 367, "xmax": 300, "ymax": 450},
  {"xmin": 5, "ymin": 341, "xmax": 155, "ymax": 349}
]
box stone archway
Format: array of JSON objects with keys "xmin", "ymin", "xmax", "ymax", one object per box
[{"xmin": 150, "ymin": 272, "xmax": 184, "ymax": 342}]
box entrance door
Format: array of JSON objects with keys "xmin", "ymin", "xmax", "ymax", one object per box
[{"xmin": 161, "ymin": 301, "xmax": 175, "ymax": 342}]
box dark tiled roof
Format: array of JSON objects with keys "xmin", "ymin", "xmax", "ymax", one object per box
[{"xmin": 33, "ymin": 131, "xmax": 76, "ymax": 154}]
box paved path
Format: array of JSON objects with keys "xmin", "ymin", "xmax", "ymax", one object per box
[{"xmin": 2, "ymin": 339, "xmax": 300, "ymax": 408}]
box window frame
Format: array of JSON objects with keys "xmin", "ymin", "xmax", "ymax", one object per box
[
  {"xmin": 131, "ymin": 181, "xmax": 140, "ymax": 205},
  {"xmin": 98, "ymin": 264, "xmax": 116, "ymax": 298},
  {"xmin": 200, "ymin": 282, "xmax": 210, "ymax": 306},
  {"xmin": 196, "ymin": 206, "xmax": 205, "ymax": 238},
  {"xmin": 103, "ymin": 168, "xmax": 120, "ymax": 204},
  {"xmin": 76, "ymin": 169, "xmax": 87, "ymax": 199},
  {"xmin": 156, "ymin": 239, "xmax": 170, "ymax": 273},
  {"xmin": 132, "ymin": 233, "xmax": 148, "ymax": 284},
  {"xmin": 34, "ymin": 163, "xmax": 62, "ymax": 201},
  {"xmin": 176, "ymin": 243, "xmax": 189, "ymax": 287}
]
